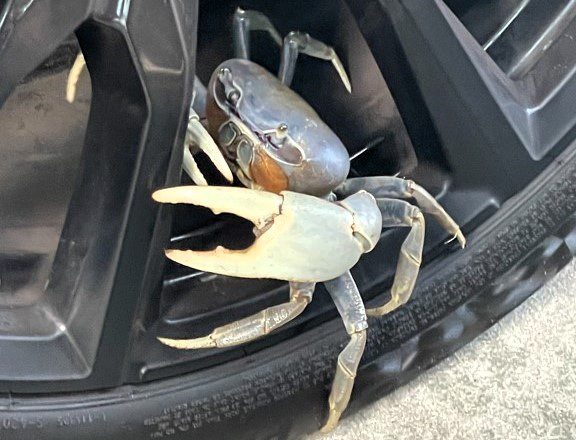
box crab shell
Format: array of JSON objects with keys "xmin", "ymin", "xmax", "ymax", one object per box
[
  {"xmin": 153, "ymin": 186, "xmax": 382, "ymax": 282},
  {"xmin": 205, "ymin": 58, "xmax": 350, "ymax": 197}
]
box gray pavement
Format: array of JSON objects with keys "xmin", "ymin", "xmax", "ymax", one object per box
[{"xmin": 310, "ymin": 259, "xmax": 576, "ymax": 440}]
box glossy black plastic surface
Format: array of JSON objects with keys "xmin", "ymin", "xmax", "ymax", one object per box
[
  {"xmin": 0, "ymin": 0, "xmax": 196, "ymax": 387},
  {"xmin": 444, "ymin": 0, "xmax": 576, "ymax": 158}
]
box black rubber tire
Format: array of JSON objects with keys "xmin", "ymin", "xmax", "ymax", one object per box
[{"xmin": 2, "ymin": 135, "xmax": 575, "ymax": 440}]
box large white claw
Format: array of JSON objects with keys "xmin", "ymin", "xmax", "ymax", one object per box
[
  {"xmin": 183, "ymin": 115, "xmax": 234, "ymax": 185},
  {"xmin": 153, "ymin": 186, "xmax": 370, "ymax": 282}
]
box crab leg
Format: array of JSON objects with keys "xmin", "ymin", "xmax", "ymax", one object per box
[
  {"xmin": 321, "ymin": 271, "xmax": 368, "ymax": 432},
  {"xmin": 366, "ymin": 199, "xmax": 425, "ymax": 317},
  {"xmin": 233, "ymin": 7, "xmax": 283, "ymax": 60},
  {"xmin": 158, "ymin": 282, "xmax": 314, "ymax": 349},
  {"xmin": 336, "ymin": 176, "xmax": 466, "ymax": 248},
  {"xmin": 65, "ymin": 55, "xmax": 230, "ymax": 185},
  {"xmin": 183, "ymin": 110, "xmax": 233, "ymax": 185},
  {"xmin": 66, "ymin": 52, "xmax": 86, "ymax": 103},
  {"xmin": 279, "ymin": 31, "xmax": 352, "ymax": 93}
]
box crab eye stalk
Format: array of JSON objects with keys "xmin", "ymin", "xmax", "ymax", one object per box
[{"xmin": 261, "ymin": 126, "xmax": 305, "ymax": 166}]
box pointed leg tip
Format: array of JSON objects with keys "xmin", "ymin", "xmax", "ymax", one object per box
[
  {"xmin": 444, "ymin": 230, "xmax": 466, "ymax": 249},
  {"xmin": 157, "ymin": 335, "xmax": 215, "ymax": 350},
  {"xmin": 337, "ymin": 71, "xmax": 352, "ymax": 94},
  {"xmin": 319, "ymin": 411, "xmax": 340, "ymax": 433},
  {"xmin": 457, "ymin": 231, "xmax": 467, "ymax": 248}
]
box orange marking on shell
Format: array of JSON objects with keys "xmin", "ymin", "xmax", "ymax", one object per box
[{"xmin": 250, "ymin": 148, "xmax": 289, "ymax": 194}]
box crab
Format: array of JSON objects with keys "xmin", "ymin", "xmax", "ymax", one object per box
[{"xmin": 70, "ymin": 8, "xmax": 465, "ymax": 432}]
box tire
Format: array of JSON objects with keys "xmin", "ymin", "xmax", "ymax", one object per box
[
  {"xmin": 2, "ymin": 139, "xmax": 575, "ymax": 440},
  {"xmin": 2, "ymin": 1, "xmax": 576, "ymax": 439}
]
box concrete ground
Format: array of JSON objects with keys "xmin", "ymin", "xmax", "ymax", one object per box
[{"xmin": 310, "ymin": 259, "xmax": 576, "ymax": 440}]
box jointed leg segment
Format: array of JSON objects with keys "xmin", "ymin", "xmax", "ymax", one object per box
[
  {"xmin": 278, "ymin": 31, "xmax": 352, "ymax": 92},
  {"xmin": 233, "ymin": 7, "xmax": 283, "ymax": 59},
  {"xmin": 232, "ymin": 7, "xmax": 352, "ymax": 93},
  {"xmin": 158, "ymin": 281, "xmax": 314, "ymax": 349},
  {"xmin": 321, "ymin": 271, "xmax": 368, "ymax": 432},
  {"xmin": 336, "ymin": 176, "xmax": 466, "ymax": 247},
  {"xmin": 367, "ymin": 199, "xmax": 425, "ymax": 317}
]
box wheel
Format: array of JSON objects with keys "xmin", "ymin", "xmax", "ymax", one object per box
[{"xmin": 1, "ymin": 1, "xmax": 575, "ymax": 439}]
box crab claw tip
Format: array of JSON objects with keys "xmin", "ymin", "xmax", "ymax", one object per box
[{"xmin": 152, "ymin": 188, "xmax": 175, "ymax": 203}]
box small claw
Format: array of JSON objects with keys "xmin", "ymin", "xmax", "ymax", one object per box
[
  {"xmin": 186, "ymin": 114, "xmax": 234, "ymax": 183},
  {"xmin": 182, "ymin": 148, "xmax": 208, "ymax": 186},
  {"xmin": 158, "ymin": 336, "xmax": 215, "ymax": 349},
  {"xmin": 66, "ymin": 53, "xmax": 86, "ymax": 103}
]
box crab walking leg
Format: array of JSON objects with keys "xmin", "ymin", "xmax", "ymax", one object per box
[
  {"xmin": 158, "ymin": 282, "xmax": 315, "ymax": 349},
  {"xmin": 233, "ymin": 7, "xmax": 282, "ymax": 60},
  {"xmin": 66, "ymin": 52, "xmax": 86, "ymax": 103},
  {"xmin": 278, "ymin": 31, "xmax": 352, "ymax": 93},
  {"xmin": 183, "ymin": 110, "xmax": 234, "ymax": 185},
  {"xmin": 366, "ymin": 199, "xmax": 425, "ymax": 317},
  {"xmin": 336, "ymin": 176, "xmax": 466, "ymax": 248},
  {"xmin": 321, "ymin": 271, "xmax": 368, "ymax": 433}
]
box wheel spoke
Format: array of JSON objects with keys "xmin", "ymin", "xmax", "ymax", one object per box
[
  {"xmin": 347, "ymin": 0, "xmax": 548, "ymax": 202},
  {"xmin": 0, "ymin": 0, "xmax": 198, "ymax": 391},
  {"xmin": 0, "ymin": 0, "xmax": 91, "ymax": 105}
]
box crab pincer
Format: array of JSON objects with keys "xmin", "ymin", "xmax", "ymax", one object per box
[{"xmin": 152, "ymin": 186, "xmax": 382, "ymax": 282}]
